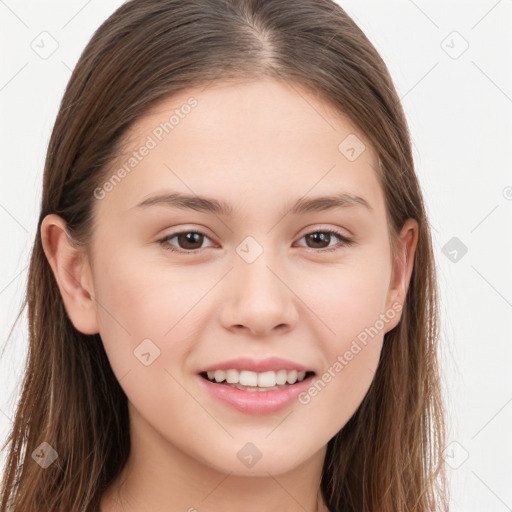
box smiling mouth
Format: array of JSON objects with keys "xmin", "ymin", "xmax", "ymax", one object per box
[{"xmin": 199, "ymin": 370, "xmax": 316, "ymax": 392}]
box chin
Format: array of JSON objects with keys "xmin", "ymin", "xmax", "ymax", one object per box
[{"xmin": 198, "ymin": 440, "xmax": 319, "ymax": 477}]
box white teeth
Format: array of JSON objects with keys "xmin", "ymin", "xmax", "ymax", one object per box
[
  {"xmin": 204, "ymin": 369, "xmax": 309, "ymax": 387},
  {"xmin": 214, "ymin": 370, "xmax": 225, "ymax": 383},
  {"xmin": 286, "ymin": 370, "xmax": 298, "ymax": 384},
  {"xmin": 226, "ymin": 369, "xmax": 239, "ymax": 383},
  {"xmin": 275, "ymin": 369, "xmax": 288, "ymax": 385},
  {"xmin": 239, "ymin": 370, "xmax": 258, "ymax": 386},
  {"xmin": 257, "ymin": 371, "xmax": 276, "ymax": 388}
]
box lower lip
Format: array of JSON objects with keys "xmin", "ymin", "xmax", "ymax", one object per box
[{"xmin": 197, "ymin": 374, "xmax": 314, "ymax": 415}]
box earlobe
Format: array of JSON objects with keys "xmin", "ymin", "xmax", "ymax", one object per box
[
  {"xmin": 385, "ymin": 218, "xmax": 419, "ymax": 329},
  {"xmin": 40, "ymin": 214, "xmax": 99, "ymax": 335}
]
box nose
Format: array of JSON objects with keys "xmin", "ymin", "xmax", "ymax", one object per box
[{"xmin": 219, "ymin": 253, "xmax": 299, "ymax": 337}]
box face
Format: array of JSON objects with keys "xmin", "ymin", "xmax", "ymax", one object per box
[{"xmin": 44, "ymin": 77, "xmax": 417, "ymax": 479}]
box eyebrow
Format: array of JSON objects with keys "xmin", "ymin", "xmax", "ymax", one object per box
[{"xmin": 134, "ymin": 190, "xmax": 373, "ymax": 217}]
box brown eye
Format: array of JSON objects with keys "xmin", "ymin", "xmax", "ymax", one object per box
[
  {"xmin": 304, "ymin": 232, "xmax": 334, "ymax": 249},
  {"xmin": 159, "ymin": 230, "xmax": 213, "ymax": 254},
  {"xmin": 297, "ymin": 229, "xmax": 354, "ymax": 252},
  {"xmin": 175, "ymin": 232, "xmax": 205, "ymax": 250}
]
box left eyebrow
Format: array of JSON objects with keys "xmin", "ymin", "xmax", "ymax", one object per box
[
  {"xmin": 133, "ymin": 190, "xmax": 373, "ymax": 217},
  {"xmin": 287, "ymin": 192, "xmax": 373, "ymax": 215}
]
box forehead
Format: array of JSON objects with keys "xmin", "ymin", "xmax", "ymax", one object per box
[{"xmin": 96, "ymin": 77, "xmax": 384, "ymax": 221}]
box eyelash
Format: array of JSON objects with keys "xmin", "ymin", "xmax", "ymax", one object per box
[{"xmin": 157, "ymin": 228, "xmax": 354, "ymax": 255}]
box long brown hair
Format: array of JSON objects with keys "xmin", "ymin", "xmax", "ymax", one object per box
[{"xmin": 0, "ymin": 1, "xmax": 447, "ymax": 510}]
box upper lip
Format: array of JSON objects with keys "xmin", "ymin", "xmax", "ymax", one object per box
[{"xmin": 198, "ymin": 357, "xmax": 314, "ymax": 374}]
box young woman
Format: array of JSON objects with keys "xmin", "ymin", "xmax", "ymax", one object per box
[{"xmin": 0, "ymin": 1, "xmax": 447, "ymax": 510}]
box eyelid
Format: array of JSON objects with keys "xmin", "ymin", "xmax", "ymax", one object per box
[
  {"xmin": 295, "ymin": 223, "xmax": 352, "ymax": 240},
  {"xmin": 159, "ymin": 224, "xmax": 216, "ymax": 241}
]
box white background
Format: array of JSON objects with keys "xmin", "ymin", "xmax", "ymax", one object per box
[{"xmin": 1, "ymin": 1, "xmax": 511, "ymax": 510}]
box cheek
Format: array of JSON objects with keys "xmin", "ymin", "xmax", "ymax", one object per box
[
  {"xmin": 91, "ymin": 249, "xmax": 190, "ymax": 375},
  {"xmin": 91, "ymin": 254, "xmax": 204, "ymax": 432},
  {"xmin": 297, "ymin": 278, "xmax": 386, "ymax": 433},
  {"xmin": 297, "ymin": 344, "xmax": 381, "ymax": 439},
  {"xmin": 299, "ymin": 247, "xmax": 392, "ymax": 343},
  {"xmin": 293, "ymin": 253, "xmax": 391, "ymax": 426}
]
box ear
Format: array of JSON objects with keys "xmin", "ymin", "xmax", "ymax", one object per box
[
  {"xmin": 384, "ymin": 218, "xmax": 419, "ymax": 332},
  {"xmin": 40, "ymin": 214, "xmax": 99, "ymax": 335}
]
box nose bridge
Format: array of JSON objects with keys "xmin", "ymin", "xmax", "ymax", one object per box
[
  {"xmin": 237, "ymin": 252, "xmax": 281, "ymax": 300},
  {"xmin": 236, "ymin": 237, "xmax": 284, "ymax": 303},
  {"xmin": 221, "ymin": 236, "xmax": 297, "ymax": 334}
]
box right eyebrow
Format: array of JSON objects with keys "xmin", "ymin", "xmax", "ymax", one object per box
[{"xmin": 134, "ymin": 191, "xmax": 234, "ymax": 216}]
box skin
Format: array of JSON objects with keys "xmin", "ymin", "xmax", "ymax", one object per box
[{"xmin": 41, "ymin": 77, "xmax": 418, "ymax": 512}]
